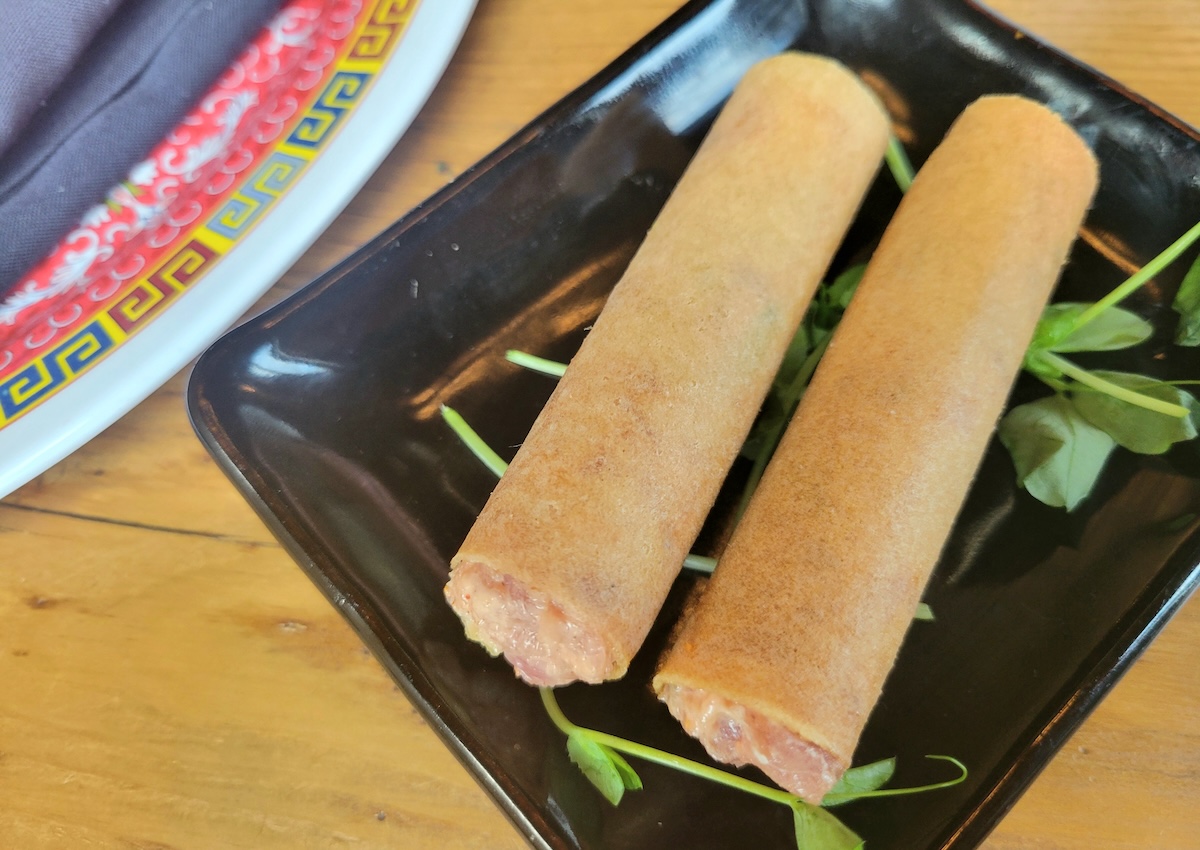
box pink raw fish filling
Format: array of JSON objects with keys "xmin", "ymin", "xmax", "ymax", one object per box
[
  {"xmin": 659, "ymin": 682, "xmax": 844, "ymax": 804},
  {"xmin": 444, "ymin": 561, "xmax": 614, "ymax": 687}
]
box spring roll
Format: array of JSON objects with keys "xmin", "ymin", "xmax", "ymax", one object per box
[
  {"xmin": 444, "ymin": 53, "xmax": 890, "ymax": 687},
  {"xmin": 653, "ymin": 94, "xmax": 1099, "ymax": 802}
]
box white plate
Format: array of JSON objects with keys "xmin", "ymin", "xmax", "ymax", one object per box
[{"xmin": 0, "ymin": 0, "xmax": 476, "ymax": 498}]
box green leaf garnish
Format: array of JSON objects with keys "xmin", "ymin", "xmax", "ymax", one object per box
[
  {"xmin": 607, "ymin": 745, "xmax": 644, "ymax": 793},
  {"xmin": 885, "ymin": 135, "xmax": 915, "ymax": 193},
  {"xmin": 825, "ymin": 757, "xmax": 895, "ymax": 799},
  {"xmin": 1005, "ymin": 219, "xmax": 1200, "ymax": 507},
  {"xmin": 567, "ymin": 730, "xmax": 641, "ymax": 805},
  {"xmin": 792, "ymin": 802, "xmax": 864, "ymax": 850},
  {"xmin": 998, "ymin": 395, "xmax": 1116, "ymax": 511},
  {"xmin": 913, "ymin": 602, "xmax": 935, "ymax": 622},
  {"xmin": 1171, "ymin": 251, "xmax": 1200, "ymax": 345},
  {"xmin": 1029, "ymin": 303, "xmax": 1153, "ymax": 354},
  {"xmin": 1072, "ymin": 371, "xmax": 1199, "ymax": 454},
  {"xmin": 824, "ymin": 264, "xmax": 867, "ymax": 313}
]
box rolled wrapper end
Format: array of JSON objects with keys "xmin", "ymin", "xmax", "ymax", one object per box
[
  {"xmin": 657, "ymin": 681, "xmax": 845, "ymax": 804},
  {"xmin": 444, "ymin": 560, "xmax": 616, "ymax": 687}
]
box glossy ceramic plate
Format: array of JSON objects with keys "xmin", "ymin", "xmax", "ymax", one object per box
[
  {"xmin": 0, "ymin": 0, "xmax": 475, "ymax": 498},
  {"xmin": 188, "ymin": 1, "xmax": 1200, "ymax": 848}
]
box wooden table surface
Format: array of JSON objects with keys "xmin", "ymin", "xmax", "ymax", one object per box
[{"xmin": 2, "ymin": 1, "xmax": 1198, "ymax": 847}]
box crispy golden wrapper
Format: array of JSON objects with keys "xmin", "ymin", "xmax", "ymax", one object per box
[
  {"xmin": 655, "ymin": 94, "xmax": 1099, "ymax": 802},
  {"xmin": 446, "ymin": 53, "xmax": 891, "ymax": 686}
]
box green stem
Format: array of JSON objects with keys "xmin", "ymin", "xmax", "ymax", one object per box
[
  {"xmin": 1031, "ymin": 371, "xmax": 1070, "ymax": 393},
  {"xmin": 590, "ymin": 728, "xmax": 800, "ymax": 805},
  {"xmin": 822, "ymin": 756, "xmax": 967, "ymax": 806},
  {"xmin": 440, "ymin": 405, "xmax": 510, "ymax": 477},
  {"xmin": 885, "ymin": 135, "xmax": 915, "ymax": 192},
  {"xmin": 539, "ymin": 689, "xmax": 799, "ymax": 807},
  {"xmin": 682, "ymin": 554, "xmax": 717, "ymax": 574},
  {"xmin": 540, "ymin": 685, "xmax": 577, "ymax": 735},
  {"xmin": 1039, "ymin": 352, "xmax": 1189, "ymax": 417},
  {"xmin": 1069, "ymin": 219, "xmax": 1200, "ymax": 333},
  {"xmin": 506, "ymin": 349, "xmax": 567, "ymax": 377}
]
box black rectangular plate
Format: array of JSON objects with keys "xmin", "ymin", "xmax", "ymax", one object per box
[{"xmin": 188, "ymin": 1, "xmax": 1200, "ymax": 847}]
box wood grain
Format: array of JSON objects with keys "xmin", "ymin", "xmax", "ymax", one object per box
[{"xmin": 1, "ymin": 1, "xmax": 1197, "ymax": 848}]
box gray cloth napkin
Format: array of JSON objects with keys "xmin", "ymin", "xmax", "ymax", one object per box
[
  {"xmin": 0, "ymin": 0, "xmax": 283, "ymax": 297},
  {"xmin": 0, "ymin": 0, "xmax": 130, "ymax": 159}
]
